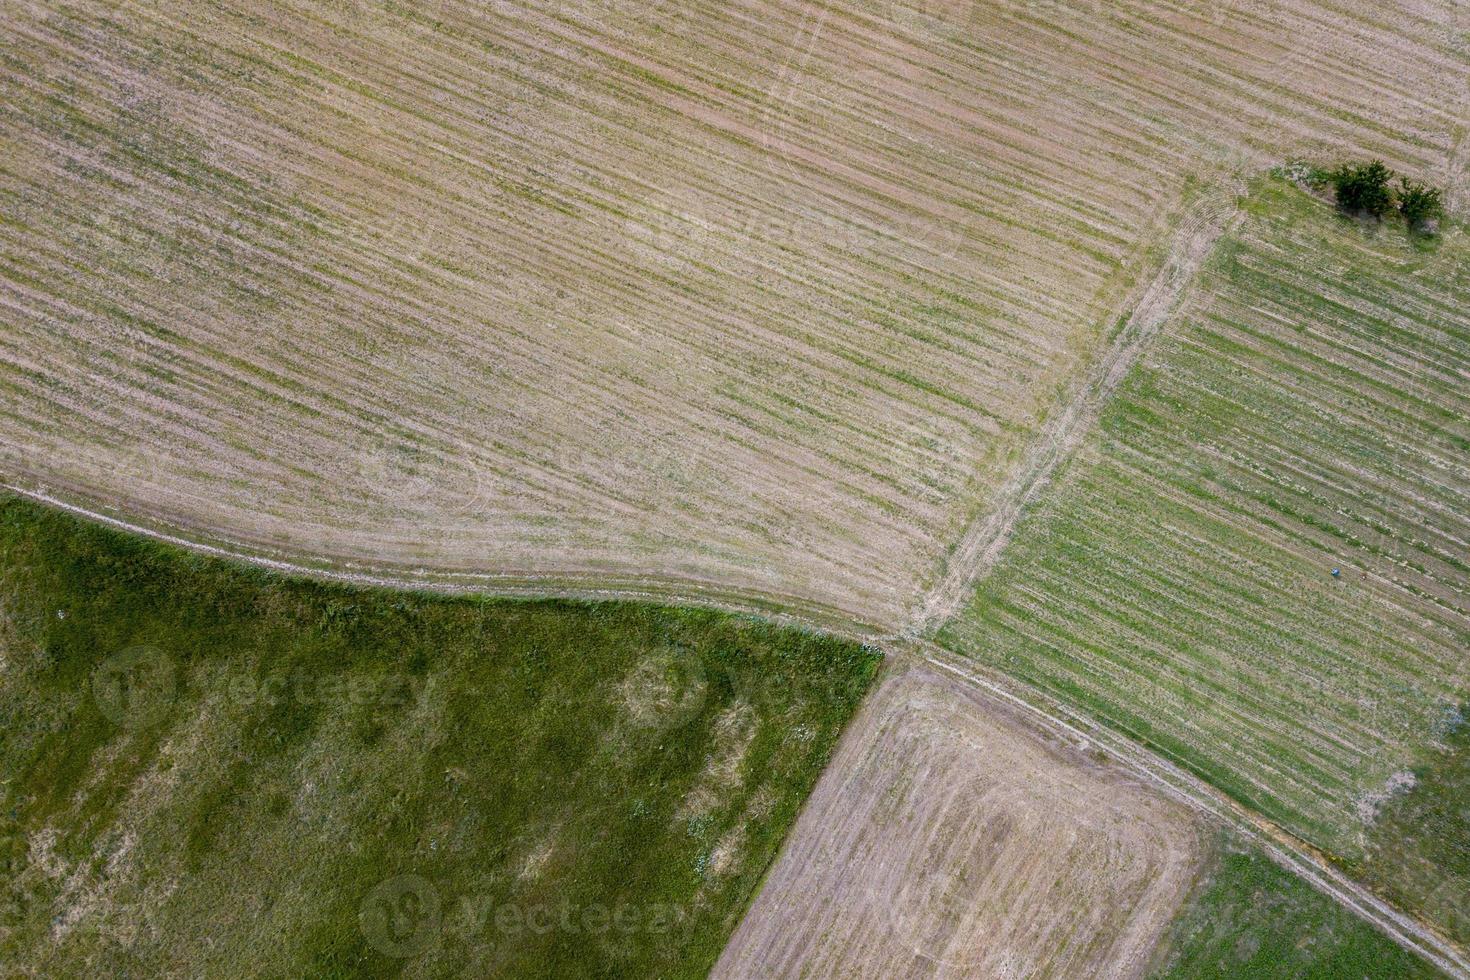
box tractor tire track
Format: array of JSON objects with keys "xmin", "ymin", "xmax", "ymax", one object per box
[
  {"xmin": 908, "ymin": 193, "xmax": 1243, "ymax": 637},
  {"xmin": 914, "ymin": 641, "xmax": 1470, "ymax": 980}
]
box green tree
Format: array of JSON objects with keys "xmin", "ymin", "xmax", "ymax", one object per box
[
  {"xmin": 1397, "ymin": 177, "xmax": 1444, "ymax": 231},
  {"xmin": 1331, "ymin": 161, "xmax": 1395, "ymax": 218}
]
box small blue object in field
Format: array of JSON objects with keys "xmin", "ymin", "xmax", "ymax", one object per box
[{"xmin": 1331, "ymin": 568, "xmax": 1341, "ymax": 578}]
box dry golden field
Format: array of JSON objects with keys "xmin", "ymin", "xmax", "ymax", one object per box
[
  {"xmin": 1, "ymin": 0, "xmax": 1466, "ymax": 626},
  {"xmin": 713, "ymin": 663, "xmax": 1206, "ymax": 978}
]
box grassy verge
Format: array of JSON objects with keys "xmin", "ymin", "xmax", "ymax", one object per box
[
  {"xmin": 1150, "ymin": 838, "xmax": 1437, "ymax": 978},
  {"xmin": 0, "ymin": 495, "xmax": 880, "ymax": 977}
]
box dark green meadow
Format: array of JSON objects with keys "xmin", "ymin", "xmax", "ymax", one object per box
[{"xmin": 0, "ymin": 495, "xmax": 879, "ymax": 977}]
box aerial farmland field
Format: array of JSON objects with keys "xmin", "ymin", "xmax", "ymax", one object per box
[
  {"xmin": 721, "ymin": 658, "xmax": 1444, "ymax": 979},
  {"xmin": 0, "ymin": 495, "xmax": 880, "ymax": 975},
  {"xmin": 3, "ymin": 0, "xmax": 1470, "ymax": 976},
  {"xmin": 1, "ymin": 0, "xmax": 1465, "ymax": 627},
  {"xmin": 715, "ymin": 663, "xmax": 1208, "ymax": 978},
  {"xmin": 939, "ymin": 176, "xmax": 1470, "ymax": 946}
]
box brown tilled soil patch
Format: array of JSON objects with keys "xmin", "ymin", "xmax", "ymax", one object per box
[{"xmin": 714, "ymin": 663, "xmax": 1205, "ymax": 978}]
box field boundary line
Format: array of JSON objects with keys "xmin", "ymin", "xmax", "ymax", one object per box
[
  {"xmin": 906, "ymin": 193, "xmax": 1243, "ymax": 637},
  {"xmin": 913, "ymin": 641, "xmax": 1470, "ymax": 979},
  {"xmin": 0, "ymin": 483, "xmax": 883, "ymax": 642},
  {"xmin": 6, "ymin": 480, "xmax": 1470, "ymax": 973}
]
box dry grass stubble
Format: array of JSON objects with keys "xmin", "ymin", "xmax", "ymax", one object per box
[
  {"xmin": 1, "ymin": 1, "xmax": 1465, "ymax": 626},
  {"xmin": 713, "ymin": 663, "xmax": 1205, "ymax": 978}
]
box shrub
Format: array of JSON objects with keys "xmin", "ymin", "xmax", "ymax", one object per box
[
  {"xmin": 1397, "ymin": 177, "xmax": 1444, "ymax": 232},
  {"xmin": 1331, "ymin": 161, "xmax": 1395, "ymax": 219}
]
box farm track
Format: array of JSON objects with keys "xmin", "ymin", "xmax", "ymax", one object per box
[
  {"xmin": 908, "ymin": 190, "xmax": 1243, "ymax": 636},
  {"xmin": 0, "ymin": 483, "xmax": 887, "ymax": 641},
  {"xmin": 5, "ymin": 0, "xmax": 1470, "ymax": 972},
  {"xmin": 9, "ymin": 480, "xmax": 1469, "ymax": 978},
  {"xmin": 3, "ymin": 0, "xmax": 1467, "ymax": 627}
]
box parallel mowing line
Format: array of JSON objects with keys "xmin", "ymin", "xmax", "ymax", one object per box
[
  {"xmin": 1, "ymin": 1, "xmax": 1464, "ymax": 624},
  {"xmin": 942, "ymin": 185, "xmax": 1469, "ymax": 869}
]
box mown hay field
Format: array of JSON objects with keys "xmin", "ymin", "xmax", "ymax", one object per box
[
  {"xmin": 0, "ymin": 494, "xmax": 880, "ymax": 976},
  {"xmin": 714, "ymin": 663, "xmax": 1207, "ymax": 978},
  {"xmin": 713, "ymin": 656, "xmax": 1439, "ymax": 978},
  {"xmin": 2, "ymin": 1, "xmax": 1466, "ymax": 626},
  {"xmin": 939, "ymin": 178, "xmax": 1470, "ymax": 938}
]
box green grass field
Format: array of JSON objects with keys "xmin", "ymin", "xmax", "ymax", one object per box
[
  {"xmin": 0, "ymin": 495, "xmax": 880, "ymax": 977},
  {"xmin": 1359, "ymin": 703, "xmax": 1470, "ymax": 947},
  {"xmin": 940, "ymin": 177, "xmax": 1469, "ymax": 935},
  {"xmin": 1150, "ymin": 838, "xmax": 1436, "ymax": 979}
]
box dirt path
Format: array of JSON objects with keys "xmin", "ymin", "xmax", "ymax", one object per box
[
  {"xmin": 915, "ymin": 643, "xmax": 1470, "ymax": 980},
  {"xmin": 0, "ymin": 483, "xmax": 883, "ymax": 641},
  {"xmin": 8, "ymin": 481, "xmax": 1468, "ymax": 977},
  {"xmin": 905, "ymin": 193, "xmax": 1243, "ymax": 638}
]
